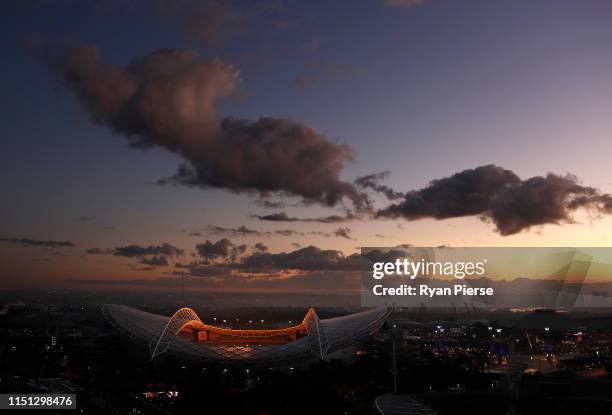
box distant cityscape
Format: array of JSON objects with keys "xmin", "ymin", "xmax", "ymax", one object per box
[{"xmin": 2, "ymin": 290, "xmax": 612, "ymax": 414}]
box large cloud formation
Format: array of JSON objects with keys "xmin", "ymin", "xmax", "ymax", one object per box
[
  {"xmin": 377, "ymin": 165, "xmax": 612, "ymax": 235},
  {"xmin": 169, "ymin": 239, "xmax": 372, "ymax": 278},
  {"xmin": 48, "ymin": 45, "xmax": 369, "ymax": 208},
  {"xmin": 236, "ymin": 245, "xmax": 368, "ymax": 274},
  {"xmin": 85, "ymin": 243, "xmax": 184, "ymax": 270}
]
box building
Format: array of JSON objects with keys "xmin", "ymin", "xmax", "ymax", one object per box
[{"xmin": 102, "ymin": 304, "xmax": 391, "ymax": 367}]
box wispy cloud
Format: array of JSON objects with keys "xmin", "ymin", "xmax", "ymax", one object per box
[
  {"xmin": 355, "ymin": 171, "xmax": 404, "ymax": 200},
  {"xmin": 334, "ymin": 227, "xmax": 352, "ymax": 239},
  {"xmin": 207, "ymin": 225, "xmax": 262, "ymax": 237},
  {"xmin": 85, "ymin": 243, "xmax": 183, "ymax": 259},
  {"xmin": 0, "ymin": 237, "xmax": 75, "ymax": 248},
  {"xmin": 254, "ymin": 211, "xmax": 357, "ymax": 223},
  {"xmin": 113, "ymin": 243, "xmax": 184, "ymax": 258}
]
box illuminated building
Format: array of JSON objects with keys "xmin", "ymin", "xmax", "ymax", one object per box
[{"xmin": 103, "ymin": 304, "xmax": 391, "ymax": 366}]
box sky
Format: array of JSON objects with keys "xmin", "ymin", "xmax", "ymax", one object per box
[{"xmin": 2, "ymin": 0, "xmax": 612, "ymax": 291}]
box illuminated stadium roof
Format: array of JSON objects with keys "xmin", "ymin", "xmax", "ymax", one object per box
[{"xmin": 102, "ymin": 304, "xmax": 391, "ymax": 366}]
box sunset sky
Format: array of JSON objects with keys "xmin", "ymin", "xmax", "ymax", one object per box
[{"xmin": 2, "ymin": 0, "xmax": 612, "ymax": 291}]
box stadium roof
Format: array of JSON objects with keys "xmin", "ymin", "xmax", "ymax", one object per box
[{"xmin": 103, "ymin": 304, "xmax": 391, "ymax": 366}]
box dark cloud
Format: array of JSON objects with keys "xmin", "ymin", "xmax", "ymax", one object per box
[
  {"xmin": 361, "ymin": 248, "xmax": 411, "ymax": 264},
  {"xmin": 206, "ymin": 226, "xmax": 313, "ymax": 238},
  {"xmin": 254, "ymin": 211, "xmax": 356, "ymax": 223},
  {"xmin": 195, "ymin": 238, "xmax": 234, "ymax": 259},
  {"xmin": 309, "ymin": 213, "xmax": 357, "ymax": 223},
  {"xmin": 113, "ymin": 243, "xmax": 184, "ymax": 258},
  {"xmin": 0, "ymin": 237, "xmax": 75, "ymax": 248},
  {"xmin": 378, "ymin": 165, "xmax": 520, "ymax": 221},
  {"xmin": 273, "ymin": 229, "xmax": 300, "ymax": 237},
  {"xmin": 188, "ymin": 231, "xmax": 202, "ymax": 237},
  {"xmin": 85, "ymin": 247, "xmax": 113, "ymax": 255},
  {"xmin": 202, "ymin": 227, "xmax": 346, "ymax": 239},
  {"xmin": 254, "ymin": 242, "xmax": 268, "ymax": 252},
  {"xmin": 172, "ymin": 242, "xmax": 372, "ymax": 279},
  {"xmin": 159, "ymin": 118, "xmax": 369, "ymax": 208},
  {"xmin": 334, "ymin": 227, "xmax": 352, "ymax": 239},
  {"xmin": 207, "ymin": 225, "xmax": 262, "ymax": 237},
  {"xmin": 378, "ymin": 165, "xmax": 612, "ymax": 235},
  {"xmin": 488, "ymin": 174, "xmax": 612, "ymax": 236},
  {"xmin": 291, "ymin": 242, "xmax": 301, "ymax": 248},
  {"xmin": 255, "ymin": 212, "xmax": 299, "ymax": 222},
  {"xmin": 48, "ymin": 45, "xmax": 368, "ymax": 208},
  {"xmin": 304, "ymin": 213, "xmax": 357, "ymax": 223},
  {"xmin": 140, "ymin": 255, "xmax": 169, "ymax": 267},
  {"xmin": 237, "ymin": 245, "xmax": 369, "ymax": 273},
  {"xmin": 355, "ymin": 171, "xmax": 404, "ymax": 200}
]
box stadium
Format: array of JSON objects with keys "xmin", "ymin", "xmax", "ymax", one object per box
[{"xmin": 103, "ymin": 304, "xmax": 392, "ymax": 367}]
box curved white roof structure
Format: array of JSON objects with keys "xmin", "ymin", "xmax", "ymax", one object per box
[{"xmin": 102, "ymin": 304, "xmax": 391, "ymax": 366}]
